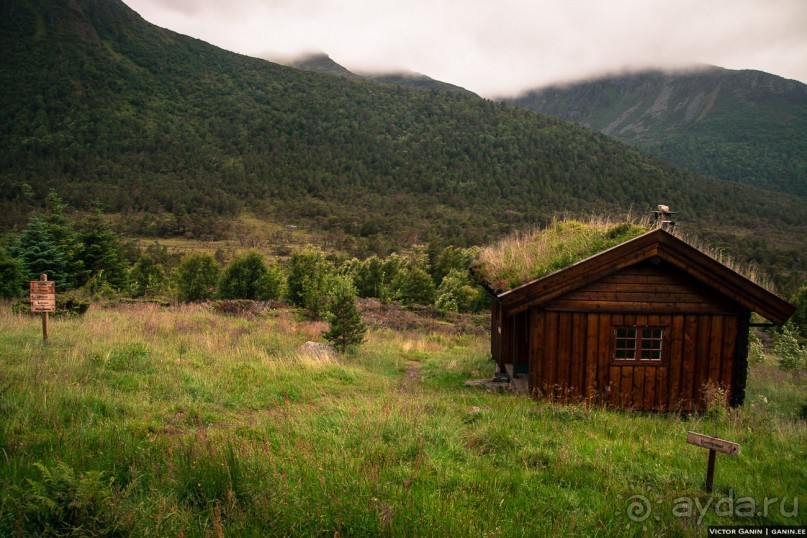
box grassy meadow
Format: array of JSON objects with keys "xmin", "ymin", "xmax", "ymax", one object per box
[{"xmin": 0, "ymin": 302, "xmax": 804, "ymax": 536}]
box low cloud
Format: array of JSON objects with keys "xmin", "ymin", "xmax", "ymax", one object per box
[{"xmin": 127, "ymin": 0, "xmax": 807, "ymax": 97}]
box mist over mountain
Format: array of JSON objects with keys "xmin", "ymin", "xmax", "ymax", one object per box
[
  {"xmin": 1, "ymin": 0, "xmax": 804, "ymax": 291},
  {"xmin": 288, "ymin": 52, "xmax": 477, "ymax": 97},
  {"xmin": 503, "ymin": 66, "xmax": 807, "ymax": 196},
  {"xmin": 288, "ymin": 53, "xmax": 362, "ymax": 80}
]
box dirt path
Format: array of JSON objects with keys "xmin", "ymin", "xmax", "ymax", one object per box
[{"xmin": 399, "ymin": 361, "xmax": 422, "ymax": 393}]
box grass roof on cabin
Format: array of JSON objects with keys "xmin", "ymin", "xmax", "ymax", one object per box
[
  {"xmin": 473, "ymin": 218, "xmax": 651, "ymax": 293},
  {"xmin": 474, "ymin": 216, "xmax": 778, "ymax": 295}
]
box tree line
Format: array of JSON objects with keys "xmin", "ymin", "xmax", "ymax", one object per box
[{"xmin": 0, "ymin": 193, "xmax": 491, "ymax": 350}]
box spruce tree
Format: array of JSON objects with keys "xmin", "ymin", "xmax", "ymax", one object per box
[
  {"xmin": 0, "ymin": 246, "xmax": 24, "ymax": 298},
  {"xmin": 323, "ymin": 277, "xmax": 367, "ymax": 353},
  {"xmin": 77, "ymin": 207, "xmax": 128, "ymax": 290},
  {"xmin": 42, "ymin": 191, "xmax": 86, "ymax": 288},
  {"xmin": 12, "ymin": 216, "xmax": 70, "ymax": 289}
]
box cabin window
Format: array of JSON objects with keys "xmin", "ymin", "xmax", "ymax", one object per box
[{"xmin": 613, "ymin": 327, "xmax": 664, "ymax": 362}]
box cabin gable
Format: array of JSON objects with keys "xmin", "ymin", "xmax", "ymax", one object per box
[
  {"xmin": 496, "ymin": 229, "xmax": 793, "ymax": 323},
  {"xmin": 541, "ymin": 259, "xmax": 745, "ymax": 314}
]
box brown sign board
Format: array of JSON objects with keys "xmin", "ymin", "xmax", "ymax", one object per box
[
  {"xmin": 30, "ymin": 280, "xmax": 55, "ymax": 294},
  {"xmin": 30, "ymin": 280, "xmax": 56, "ymax": 313},
  {"xmin": 31, "ymin": 298, "xmax": 56, "ymax": 312},
  {"xmin": 687, "ymin": 431, "xmax": 740, "ymax": 456}
]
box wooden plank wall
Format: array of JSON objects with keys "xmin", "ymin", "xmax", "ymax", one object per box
[
  {"xmin": 491, "ymin": 299, "xmax": 502, "ymax": 366},
  {"xmin": 529, "ymin": 310, "xmax": 740, "ymax": 411},
  {"xmin": 542, "ymin": 262, "xmax": 742, "ymax": 314}
]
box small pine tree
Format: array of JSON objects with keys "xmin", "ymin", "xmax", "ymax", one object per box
[
  {"xmin": 42, "ymin": 191, "xmax": 86, "ymax": 288},
  {"xmin": 323, "ymin": 277, "xmax": 367, "ymax": 353},
  {"xmin": 12, "ymin": 216, "xmax": 70, "ymax": 289},
  {"xmin": 77, "ymin": 207, "xmax": 128, "ymax": 291}
]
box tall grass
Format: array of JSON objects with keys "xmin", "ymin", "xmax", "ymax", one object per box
[
  {"xmin": 474, "ymin": 216, "xmax": 650, "ymax": 292},
  {"xmin": 0, "ymin": 302, "xmax": 804, "ymax": 536},
  {"xmin": 475, "ymin": 215, "xmax": 778, "ymax": 294}
]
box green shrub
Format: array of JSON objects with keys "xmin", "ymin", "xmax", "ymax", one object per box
[
  {"xmin": 128, "ymin": 255, "xmax": 168, "ymax": 298},
  {"xmin": 434, "ymin": 269, "xmax": 487, "ymax": 315},
  {"xmin": 259, "ymin": 262, "xmax": 285, "ymax": 300},
  {"xmin": 176, "ymin": 253, "xmax": 220, "ymax": 302},
  {"xmin": 432, "ymin": 246, "xmax": 479, "ymax": 285},
  {"xmin": 748, "ymin": 331, "xmax": 766, "ymax": 365},
  {"xmin": 219, "ymin": 251, "xmax": 282, "ymax": 300},
  {"xmin": 344, "ymin": 255, "xmax": 385, "ymax": 298},
  {"xmin": 390, "ymin": 266, "xmax": 435, "ymax": 306},
  {"xmin": 774, "ymin": 324, "xmax": 806, "ymax": 371},
  {"xmin": 791, "ymin": 285, "xmax": 807, "ymax": 339},
  {"xmin": 287, "ymin": 247, "xmax": 335, "ymax": 320}
]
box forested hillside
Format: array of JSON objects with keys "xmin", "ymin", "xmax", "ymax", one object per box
[
  {"xmin": 1, "ymin": 0, "xmax": 804, "ymax": 292},
  {"xmin": 289, "ymin": 53, "xmax": 476, "ymax": 96},
  {"xmin": 504, "ymin": 66, "xmax": 807, "ymax": 196}
]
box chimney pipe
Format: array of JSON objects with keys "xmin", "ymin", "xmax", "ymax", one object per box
[{"xmin": 652, "ymin": 204, "xmax": 676, "ymax": 231}]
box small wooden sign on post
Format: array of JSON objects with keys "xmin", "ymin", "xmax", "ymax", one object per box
[
  {"xmin": 687, "ymin": 431, "xmax": 740, "ymax": 492},
  {"xmin": 30, "ymin": 275, "xmax": 56, "ymax": 342}
]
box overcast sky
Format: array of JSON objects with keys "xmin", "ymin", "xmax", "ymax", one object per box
[{"xmin": 125, "ymin": 0, "xmax": 807, "ymax": 97}]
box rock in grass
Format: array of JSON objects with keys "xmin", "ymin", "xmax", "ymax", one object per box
[{"xmin": 298, "ymin": 341, "xmax": 337, "ymax": 362}]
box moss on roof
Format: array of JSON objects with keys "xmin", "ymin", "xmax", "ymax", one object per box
[{"xmin": 473, "ymin": 218, "xmax": 651, "ymax": 293}]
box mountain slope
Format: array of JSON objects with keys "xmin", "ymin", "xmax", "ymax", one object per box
[
  {"xmin": 1, "ymin": 0, "xmax": 804, "ymax": 291},
  {"xmin": 289, "ymin": 52, "xmax": 477, "ymax": 96},
  {"xmin": 289, "ymin": 53, "xmax": 362, "ymax": 79},
  {"xmin": 364, "ymin": 72, "xmax": 477, "ymax": 97},
  {"xmin": 504, "ymin": 66, "xmax": 807, "ymax": 196}
]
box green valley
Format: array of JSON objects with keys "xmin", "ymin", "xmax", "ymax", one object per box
[{"xmin": 0, "ymin": 0, "xmax": 805, "ymax": 293}]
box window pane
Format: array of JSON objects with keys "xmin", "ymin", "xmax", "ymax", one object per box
[{"xmin": 616, "ymin": 326, "xmax": 664, "ymax": 362}]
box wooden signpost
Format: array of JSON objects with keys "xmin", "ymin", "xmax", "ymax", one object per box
[
  {"xmin": 687, "ymin": 431, "xmax": 740, "ymax": 492},
  {"xmin": 30, "ymin": 275, "xmax": 56, "ymax": 342}
]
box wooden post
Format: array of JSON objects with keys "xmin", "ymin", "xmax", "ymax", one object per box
[
  {"xmin": 687, "ymin": 431, "xmax": 739, "ymax": 493},
  {"xmin": 705, "ymin": 448, "xmax": 717, "ymax": 492},
  {"xmin": 40, "ymin": 275, "xmax": 49, "ymax": 343},
  {"xmin": 30, "ymin": 274, "xmax": 56, "ymax": 343}
]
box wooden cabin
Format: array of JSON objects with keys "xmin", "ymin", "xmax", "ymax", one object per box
[{"xmin": 489, "ymin": 228, "xmax": 795, "ymax": 411}]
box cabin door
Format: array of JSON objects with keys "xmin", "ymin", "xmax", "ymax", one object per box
[{"xmin": 514, "ymin": 310, "xmax": 530, "ymax": 375}]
